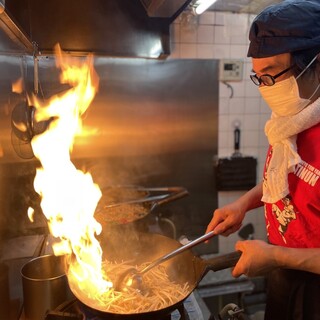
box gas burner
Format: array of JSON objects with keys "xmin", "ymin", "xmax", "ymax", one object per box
[
  {"xmin": 44, "ymin": 297, "xmax": 196, "ymax": 320},
  {"xmin": 80, "ymin": 302, "xmax": 190, "ymax": 320},
  {"xmin": 44, "ymin": 299, "xmax": 84, "ymax": 320}
]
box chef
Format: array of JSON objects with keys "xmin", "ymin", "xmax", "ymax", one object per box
[{"xmin": 206, "ymin": 1, "xmax": 320, "ymax": 319}]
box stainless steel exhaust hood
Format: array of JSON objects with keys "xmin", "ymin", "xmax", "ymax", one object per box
[
  {"xmin": 140, "ymin": 0, "xmax": 192, "ymax": 17},
  {"xmin": 0, "ymin": 0, "xmax": 192, "ymax": 58},
  {"xmin": 0, "ymin": 0, "xmax": 33, "ymax": 55}
]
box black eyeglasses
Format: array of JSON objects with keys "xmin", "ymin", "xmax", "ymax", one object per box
[{"xmin": 250, "ymin": 65, "xmax": 295, "ymax": 86}]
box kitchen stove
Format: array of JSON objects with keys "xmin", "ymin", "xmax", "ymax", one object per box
[{"xmin": 43, "ymin": 292, "xmax": 204, "ymax": 320}]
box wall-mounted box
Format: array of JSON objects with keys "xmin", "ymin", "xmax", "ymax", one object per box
[
  {"xmin": 219, "ymin": 59, "xmax": 244, "ymax": 82},
  {"xmin": 216, "ymin": 156, "xmax": 257, "ymax": 191}
]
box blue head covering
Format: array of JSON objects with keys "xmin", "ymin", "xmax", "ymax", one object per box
[{"xmin": 247, "ymin": 0, "xmax": 320, "ymax": 58}]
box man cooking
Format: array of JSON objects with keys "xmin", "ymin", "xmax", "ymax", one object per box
[{"xmin": 206, "ymin": 0, "xmax": 320, "ymax": 319}]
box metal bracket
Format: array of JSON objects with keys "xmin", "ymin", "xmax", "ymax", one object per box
[{"xmin": 32, "ymin": 41, "xmax": 39, "ymax": 95}]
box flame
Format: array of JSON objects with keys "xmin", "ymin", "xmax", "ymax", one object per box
[
  {"xmin": 12, "ymin": 77, "xmax": 24, "ymax": 94},
  {"xmin": 30, "ymin": 44, "xmax": 112, "ymax": 296},
  {"xmin": 27, "ymin": 207, "xmax": 35, "ymax": 222}
]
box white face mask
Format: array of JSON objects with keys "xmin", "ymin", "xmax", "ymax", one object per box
[{"xmin": 259, "ymin": 55, "xmax": 320, "ymax": 117}]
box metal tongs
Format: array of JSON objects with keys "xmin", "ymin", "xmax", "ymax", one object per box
[
  {"xmin": 102, "ymin": 186, "xmax": 189, "ymax": 209},
  {"xmin": 114, "ymin": 231, "xmax": 217, "ymax": 293}
]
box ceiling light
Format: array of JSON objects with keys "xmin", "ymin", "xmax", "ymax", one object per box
[{"xmin": 194, "ymin": 0, "xmax": 218, "ymax": 14}]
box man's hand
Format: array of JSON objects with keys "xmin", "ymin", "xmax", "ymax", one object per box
[
  {"xmin": 232, "ymin": 240, "xmax": 278, "ymax": 277},
  {"xmin": 206, "ymin": 183, "xmax": 264, "ymax": 237},
  {"xmin": 206, "ymin": 201, "xmax": 245, "ymax": 236}
]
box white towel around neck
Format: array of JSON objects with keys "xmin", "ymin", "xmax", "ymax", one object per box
[{"xmin": 263, "ymin": 97, "xmax": 320, "ymax": 203}]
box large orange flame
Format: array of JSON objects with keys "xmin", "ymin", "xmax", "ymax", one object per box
[{"xmin": 30, "ymin": 44, "xmax": 112, "ymax": 295}]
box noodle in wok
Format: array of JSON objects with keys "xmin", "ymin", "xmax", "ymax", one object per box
[{"xmin": 74, "ymin": 260, "xmax": 189, "ymax": 314}]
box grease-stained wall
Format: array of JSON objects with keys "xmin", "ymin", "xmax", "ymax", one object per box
[{"xmin": 170, "ymin": 10, "xmax": 270, "ymax": 252}]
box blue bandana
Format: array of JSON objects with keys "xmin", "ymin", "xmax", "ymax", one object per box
[{"xmin": 248, "ymin": 0, "xmax": 320, "ymax": 58}]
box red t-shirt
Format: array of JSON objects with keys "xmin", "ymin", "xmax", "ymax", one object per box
[{"xmin": 264, "ymin": 123, "xmax": 320, "ymax": 247}]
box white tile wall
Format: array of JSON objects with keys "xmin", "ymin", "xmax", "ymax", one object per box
[{"xmin": 170, "ymin": 11, "xmax": 270, "ymax": 252}]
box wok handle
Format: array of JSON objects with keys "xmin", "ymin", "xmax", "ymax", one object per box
[
  {"xmin": 154, "ymin": 188, "xmax": 189, "ymax": 206},
  {"xmin": 204, "ymin": 251, "xmax": 242, "ymax": 272}
]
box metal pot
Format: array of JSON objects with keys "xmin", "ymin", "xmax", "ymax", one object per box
[
  {"xmin": 21, "ymin": 254, "xmax": 73, "ymax": 320},
  {"xmin": 68, "ymin": 232, "xmax": 240, "ymax": 319}
]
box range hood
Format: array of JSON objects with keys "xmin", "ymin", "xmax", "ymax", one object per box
[
  {"xmin": 0, "ymin": 0, "xmax": 33, "ymax": 55},
  {"xmin": 0, "ymin": 0, "xmax": 192, "ymax": 58}
]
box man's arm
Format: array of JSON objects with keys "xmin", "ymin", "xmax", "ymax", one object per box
[
  {"xmin": 233, "ymin": 240, "xmax": 320, "ymax": 277},
  {"xmin": 276, "ymin": 246, "xmax": 320, "ymax": 275}
]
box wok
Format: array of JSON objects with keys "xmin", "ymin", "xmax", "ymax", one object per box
[
  {"xmin": 95, "ymin": 186, "xmax": 189, "ymax": 225},
  {"xmin": 67, "ymin": 232, "xmax": 241, "ymax": 319}
]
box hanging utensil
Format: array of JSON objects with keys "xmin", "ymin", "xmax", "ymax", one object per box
[
  {"xmin": 232, "ymin": 121, "xmax": 242, "ymax": 158},
  {"xmin": 11, "ymin": 101, "xmax": 52, "ymax": 159}
]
